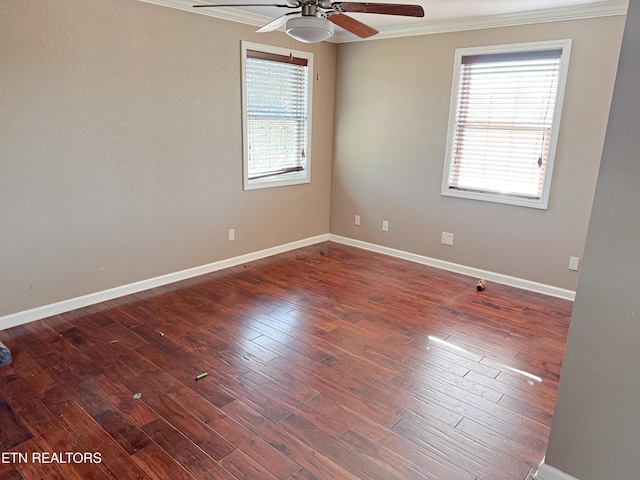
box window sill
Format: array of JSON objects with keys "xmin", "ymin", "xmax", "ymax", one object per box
[
  {"xmin": 244, "ymin": 176, "xmax": 310, "ymax": 191},
  {"xmin": 441, "ymin": 187, "xmax": 549, "ymax": 210}
]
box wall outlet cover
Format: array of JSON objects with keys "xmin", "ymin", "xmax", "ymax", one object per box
[
  {"xmin": 569, "ymin": 256, "xmax": 580, "ymax": 271},
  {"xmin": 441, "ymin": 232, "xmax": 454, "ymax": 246}
]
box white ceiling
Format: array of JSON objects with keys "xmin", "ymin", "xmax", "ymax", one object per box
[{"xmin": 141, "ymin": 0, "xmax": 628, "ymax": 42}]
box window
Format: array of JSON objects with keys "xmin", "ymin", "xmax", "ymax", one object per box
[
  {"xmin": 241, "ymin": 41, "xmax": 313, "ymax": 190},
  {"xmin": 442, "ymin": 40, "xmax": 572, "ymax": 209}
]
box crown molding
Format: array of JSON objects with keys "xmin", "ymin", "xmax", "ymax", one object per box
[
  {"xmin": 139, "ymin": 0, "xmax": 275, "ymax": 28},
  {"xmin": 334, "ymin": 0, "xmax": 628, "ymax": 42},
  {"xmin": 139, "ymin": 0, "xmax": 627, "ymax": 43}
]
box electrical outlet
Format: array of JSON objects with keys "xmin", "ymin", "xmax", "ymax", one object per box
[
  {"xmin": 382, "ymin": 220, "xmax": 389, "ymax": 232},
  {"xmin": 228, "ymin": 229, "xmax": 235, "ymax": 241},
  {"xmin": 355, "ymin": 214, "xmax": 361, "ymax": 226},
  {"xmin": 569, "ymin": 256, "xmax": 580, "ymax": 271},
  {"xmin": 441, "ymin": 232, "xmax": 454, "ymax": 246}
]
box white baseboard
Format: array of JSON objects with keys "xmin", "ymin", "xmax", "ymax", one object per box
[
  {"xmin": 535, "ymin": 462, "xmax": 581, "ymax": 480},
  {"xmin": 329, "ymin": 235, "xmax": 576, "ymax": 302},
  {"xmin": 1, "ymin": 233, "xmax": 575, "ymax": 331},
  {"xmin": 0, "ymin": 234, "xmax": 330, "ymax": 331}
]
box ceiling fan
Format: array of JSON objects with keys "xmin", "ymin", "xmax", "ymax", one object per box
[{"xmin": 193, "ymin": 1, "xmax": 425, "ymax": 42}]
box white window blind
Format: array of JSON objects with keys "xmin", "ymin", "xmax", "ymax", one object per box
[
  {"xmin": 442, "ymin": 41, "xmax": 571, "ymax": 209},
  {"xmin": 243, "ymin": 45, "xmax": 312, "ymax": 189}
]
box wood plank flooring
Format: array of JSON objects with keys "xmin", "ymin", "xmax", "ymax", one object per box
[{"xmin": 0, "ymin": 242, "xmax": 572, "ymax": 480}]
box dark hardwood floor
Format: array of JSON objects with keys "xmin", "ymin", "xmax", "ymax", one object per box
[{"xmin": 0, "ymin": 242, "xmax": 572, "ymax": 480}]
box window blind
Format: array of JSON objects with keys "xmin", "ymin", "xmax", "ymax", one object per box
[
  {"xmin": 448, "ymin": 49, "xmax": 562, "ymax": 199},
  {"xmin": 245, "ymin": 49, "xmax": 309, "ymax": 181}
]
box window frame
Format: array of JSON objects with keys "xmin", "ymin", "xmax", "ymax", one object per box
[
  {"xmin": 441, "ymin": 39, "xmax": 572, "ymax": 209},
  {"xmin": 241, "ymin": 41, "xmax": 314, "ymax": 191}
]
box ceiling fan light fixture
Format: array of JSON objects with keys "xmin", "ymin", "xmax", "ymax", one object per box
[{"xmin": 286, "ymin": 16, "xmax": 334, "ymax": 43}]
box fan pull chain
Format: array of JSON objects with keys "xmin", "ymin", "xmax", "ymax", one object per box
[{"xmin": 316, "ymin": 41, "xmax": 320, "ymax": 81}]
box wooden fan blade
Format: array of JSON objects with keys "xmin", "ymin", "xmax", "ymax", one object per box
[
  {"xmin": 327, "ymin": 13, "xmax": 378, "ymax": 38},
  {"xmin": 336, "ymin": 2, "xmax": 424, "ymax": 17},
  {"xmin": 256, "ymin": 11, "xmax": 299, "ymax": 32}
]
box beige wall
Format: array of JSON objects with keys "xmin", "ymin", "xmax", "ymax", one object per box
[
  {"xmin": 543, "ymin": 1, "xmax": 640, "ymax": 478},
  {"xmin": 0, "ymin": 0, "xmax": 628, "ymax": 318},
  {"xmin": 0, "ymin": 0, "xmax": 336, "ymax": 316},
  {"xmin": 331, "ymin": 16, "xmax": 625, "ymax": 291}
]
